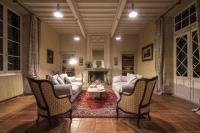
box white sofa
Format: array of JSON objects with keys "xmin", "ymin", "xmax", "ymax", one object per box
[
  {"xmin": 112, "ymin": 74, "xmax": 142, "ymax": 100},
  {"xmin": 47, "ymin": 74, "xmax": 82, "ymax": 102}
]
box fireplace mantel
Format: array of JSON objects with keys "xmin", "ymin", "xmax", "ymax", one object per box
[{"xmin": 85, "ymin": 68, "xmax": 111, "ymax": 72}]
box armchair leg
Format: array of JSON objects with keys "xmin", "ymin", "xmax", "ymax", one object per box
[
  {"xmin": 36, "ymin": 114, "xmax": 40, "ymax": 124},
  {"xmin": 48, "ymin": 118, "xmax": 52, "ymax": 127},
  {"xmin": 116, "ymin": 107, "xmax": 119, "ymax": 118},
  {"xmin": 69, "ymin": 109, "xmax": 72, "ymax": 121},
  {"xmin": 137, "ymin": 115, "xmax": 141, "ymax": 128},
  {"xmin": 148, "ymin": 113, "xmax": 151, "ymax": 120}
]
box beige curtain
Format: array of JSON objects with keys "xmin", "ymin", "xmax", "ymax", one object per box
[
  {"xmin": 197, "ymin": 0, "xmax": 200, "ymax": 51},
  {"xmin": 28, "ymin": 15, "xmax": 40, "ymax": 77},
  {"xmin": 155, "ymin": 17, "xmax": 164, "ymax": 94}
]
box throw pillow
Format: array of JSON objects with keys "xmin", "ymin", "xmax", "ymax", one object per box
[
  {"xmin": 60, "ymin": 73, "xmax": 68, "ymax": 81},
  {"xmin": 127, "ymin": 73, "xmax": 136, "ymax": 81},
  {"xmin": 49, "ymin": 75, "xmax": 59, "ymax": 85},
  {"xmin": 57, "ymin": 76, "xmax": 65, "ymax": 85},
  {"xmin": 64, "ymin": 77, "xmax": 72, "ymax": 84},
  {"xmin": 113, "ymin": 76, "xmax": 121, "ymax": 83},
  {"xmin": 127, "ymin": 74, "xmax": 137, "ymax": 84}
]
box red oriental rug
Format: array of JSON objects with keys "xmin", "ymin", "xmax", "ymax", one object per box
[{"xmin": 70, "ymin": 90, "xmax": 133, "ymax": 118}]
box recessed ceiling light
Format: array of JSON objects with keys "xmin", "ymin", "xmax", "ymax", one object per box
[
  {"xmin": 53, "ymin": 4, "xmax": 63, "ymax": 18},
  {"xmin": 73, "ymin": 36, "xmax": 80, "ymax": 41},
  {"xmin": 115, "ymin": 36, "xmax": 121, "ymax": 41},
  {"xmin": 129, "ymin": 10, "xmax": 138, "ymax": 18}
]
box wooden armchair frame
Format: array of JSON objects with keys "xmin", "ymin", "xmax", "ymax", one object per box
[{"xmin": 116, "ymin": 76, "xmax": 158, "ymax": 128}]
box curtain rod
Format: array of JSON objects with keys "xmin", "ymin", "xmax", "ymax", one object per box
[{"xmin": 159, "ymin": 0, "xmax": 181, "ymax": 18}]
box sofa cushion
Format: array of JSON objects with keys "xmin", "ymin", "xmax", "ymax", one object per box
[
  {"xmin": 121, "ymin": 76, "xmax": 127, "ymax": 82},
  {"xmin": 71, "ymin": 82, "xmax": 82, "ymax": 86},
  {"xmin": 113, "ymin": 76, "xmax": 121, "ymax": 83},
  {"xmin": 68, "ymin": 76, "xmax": 76, "ymax": 82}
]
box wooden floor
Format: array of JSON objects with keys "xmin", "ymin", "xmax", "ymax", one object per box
[{"xmin": 0, "ymin": 94, "xmax": 200, "ymax": 133}]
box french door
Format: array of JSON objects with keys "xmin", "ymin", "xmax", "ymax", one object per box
[{"xmin": 174, "ymin": 29, "xmax": 200, "ymax": 103}]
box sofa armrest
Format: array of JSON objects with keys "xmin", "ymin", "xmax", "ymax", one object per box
[
  {"xmin": 121, "ymin": 84, "xmax": 135, "ymax": 94},
  {"xmin": 54, "ymin": 84, "xmax": 72, "ymax": 96},
  {"xmin": 74, "ymin": 78, "xmax": 82, "ymax": 82}
]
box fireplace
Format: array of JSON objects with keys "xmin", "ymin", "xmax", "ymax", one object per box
[{"xmin": 87, "ymin": 68, "xmax": 109, "ymax": 84}]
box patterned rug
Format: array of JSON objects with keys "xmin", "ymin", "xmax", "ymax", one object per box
[{"xmin": 70, "ymin": 90, "xmax": 133, "ymax": 118}]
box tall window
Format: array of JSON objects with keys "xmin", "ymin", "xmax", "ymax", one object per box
[
  {"xmin": 0, "ymin": 4, "xmax": 3, "ymax": 71},
  {"xmin": 7, "ymin": 9, "xmax": 20, "ymax": 71}
]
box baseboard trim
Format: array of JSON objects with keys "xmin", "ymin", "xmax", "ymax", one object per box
[{"xmin": 0, "ymin": 94, "xmax": 24, "ymax": 103}]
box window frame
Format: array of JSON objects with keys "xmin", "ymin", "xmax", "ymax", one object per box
[
  {"xmin": 0, "ymin": 1, "xmax": 22, "ymax": 74},
  {"xmin": 174, "ymin": 2, "xmax": 197, "ymax": 33}
]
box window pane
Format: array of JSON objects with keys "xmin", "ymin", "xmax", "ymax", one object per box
[
  {"xmin": 176, "ymin": 35, "xmax": 188, "ymax": 77},
  {"xmin": 182, "ymin": 9, "xmax": 189, "ymax": 28},
  {"xmin": 175, "ymin": 14, "xmax": 181, "ymax": 23},
  {"xmin": 0, "ymin": 4, "xmax": 3, "ymax": 20},
  {"xmin": 0, "ymin": 22, "xmax": 2, "ymax": 37},
  {"xmin": 0, "ymin": 55, "xmax": 3, "ymax": 70},
  {"xmin": 0, "ymin": 38, "xmax": 2, "ymax": 53},
  {"xmin": 8, "ymin": 10, "xmax": 20, "ymax": 28},
  {"xmin": 8, "ymin": 26, "xmax": 20, "ymax": 42},
  {"xmin": 175, "ymin": 22, "xmax": 181, "ymax": 31},
  {"xmin": 190, "ymin": 13, "xmax": 196, "ymax": 24},
  {"xmin": 8, "ymin": 56, "xmax": 20, "ymax": 70},
  {"xmin": 190, "ymin": 5, "xmax": 196, "ymax": 14},
  {"xmin": 192, "ymin": 31, "xmax": 200, "ymax": 78},
  {"xmin": 8, "ymin": 41, "xmax": 20, "ymax": 56}
]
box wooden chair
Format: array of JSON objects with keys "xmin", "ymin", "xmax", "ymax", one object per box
[
  {"xmin": 116, "ymin": 76, "xmax": 158, "ymax": 128},
  {"xmin": 27, "ymin": 77, "xmax": 72, "ymax": 126}
]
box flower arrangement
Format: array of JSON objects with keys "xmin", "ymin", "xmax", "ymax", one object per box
[{"xmin": 85, "ymin": 61, "xmax": 92, "ymax": 68}]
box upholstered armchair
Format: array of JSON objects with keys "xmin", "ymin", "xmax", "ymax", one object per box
[
  {"xmin": 116, "ymin": 76, "xmax": 157, "ymax": 128},
  {"xmin": 27, "ymin": 77, "xmax": 72, "ymax": 126}
]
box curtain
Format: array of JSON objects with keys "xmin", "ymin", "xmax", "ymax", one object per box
[
  {"xmin": 155, "ymin": 17, "xmax": 164, "ymax": 94},
  {"xmin": 197, "ymin": 0, "xmax": 200, "ymax": 52},
  {"xmin": 28, "ymin": 15, "xmax": 40, "ymax": 77}
]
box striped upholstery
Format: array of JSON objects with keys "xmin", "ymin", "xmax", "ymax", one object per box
[
  {"xmin": 40, "ymin": 81, "xmax": 71, "ymax": 116},
  {"xmin": 27, "ymin": 78, "xmax": 72, "ymax": 117},
  {"xmin": 118, "ymin": 77, "xmax": 157, "ymax": 114}
]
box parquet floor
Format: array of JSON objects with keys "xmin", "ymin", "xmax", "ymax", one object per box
[{"xmin": 0, "ymin": 94, "xmax": 200, "ymax": 133}]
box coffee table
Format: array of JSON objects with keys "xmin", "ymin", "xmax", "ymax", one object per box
[{"xmin": 87, "ymin": 84, "xmax": 105, "ymax": 100}]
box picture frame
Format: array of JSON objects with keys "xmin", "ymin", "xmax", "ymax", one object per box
[
  {"xmin": 47, "ymin": 49, "xmax": 54, "ymax": 64},
  {"xmin": 79, "ymin": 57, "xmax": 83, "ymax": 66},
  {"xmin": 114, "ymin": 57, "xmax": 118, "ymax": 66},
  {"xmin": 142, "ymin": 44, "xmax": 153, "ymax": 61}
]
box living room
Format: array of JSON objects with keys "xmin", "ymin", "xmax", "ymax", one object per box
[{"xmin": 0, "ymin": 0, "xmax": 200, "ymax": 132}]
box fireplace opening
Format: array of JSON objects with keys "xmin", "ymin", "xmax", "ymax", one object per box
[{"xmin": 89, "ymin": 71, "xmax": 104, "ymax": 83}]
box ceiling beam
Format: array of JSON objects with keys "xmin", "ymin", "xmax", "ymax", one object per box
[
  {"xmin": 111, "ymin": 0, "xmax": 127, "ymax": 37},
  {"xmin": 66, "ymin": 0, "xmax": 86, "ymax": 38}
]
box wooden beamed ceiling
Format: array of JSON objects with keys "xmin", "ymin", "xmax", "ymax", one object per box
[{"xmin": 21, "ymin": 0, "xmax": 174, "ymax": 36}]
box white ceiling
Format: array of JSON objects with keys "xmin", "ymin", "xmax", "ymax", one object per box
[{"xmin": 21, "ymin": 0, "xmax": 175, "ymax": 37}]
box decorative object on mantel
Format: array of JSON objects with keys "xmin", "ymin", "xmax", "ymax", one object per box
[
  {"xmin": 114, "ymin": 57, "xmax": 118, "ymax": 66},
  {"xmin": 47, "ymin": 49, "xmax": 54, "ymax": 64},
  {"xmin": 85, "ymin": 61, "xmax": 92, "ymax": 68},
  {"xmin": 142, "ymin": 43, "xmax": 153, "ymax": 62}
]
